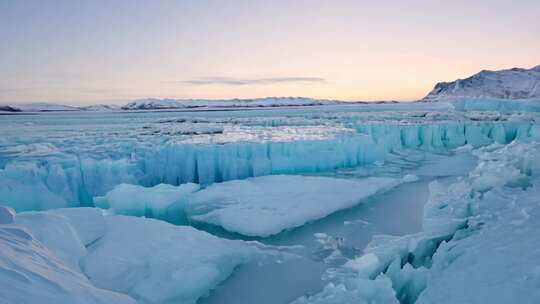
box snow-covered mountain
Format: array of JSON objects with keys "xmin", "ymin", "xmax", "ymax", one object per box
[
  {"xmin": 122, "ymin": 97, "xmax": 342, "ymax": 110},
  {"xmin": 0, "ymin": 105, "xmax": 22, "ymax": 112},
  {"xmin": 423, "ymin": 65, "xmax": 540, "ymax": 101},
  {"xmin": 15, "ymin": 102, "xmax": 80, "ymax": 112},
  {"xmin": 79, "ymin": 104, "xmax": 121, "ymax": 111},
  {"xmin": 1, "ymin": 103, "xmax": 121, "ymax": 113}
]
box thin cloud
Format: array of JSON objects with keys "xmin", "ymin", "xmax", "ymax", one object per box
[{"xmin": 182, "ymin": 76, "xmax": 326, "ymax": 86}]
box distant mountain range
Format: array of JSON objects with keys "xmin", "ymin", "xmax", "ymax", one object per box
[
  {"xmin": 2, "ymin": 65, "xmax": 538, "ymax": 112},
  {"xmin": 423, "ymin": 65, "xmax": 540, "ymax": 101},
  {"xmin": 122, "ymin": 97, "xmax": 344, "ymax": 110},
  {"xmin": 0, "ymin": 103, "xmax": 121, "ymax": 113},
  {"xmin": 0, "ymin": 105, "xmax": 22, "ymax": 112},
  {"xmin": 0, "ymin": 98, "xmax": 395, "ymax": 112}
]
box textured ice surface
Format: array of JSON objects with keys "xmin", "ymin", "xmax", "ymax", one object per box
[
  {"xmin": 0, "ymin": 103, "xmax": 539, "ymax": 303},
  {"xmin": 83, "ymin": 215, "xmax": 267, "ymax": 304},
  {"xmin": 0, "ymin": 104, "xmax": 538, "ymax": 212},
  {"xmin": 187, "ymin": 175, "xmax": 403, "ymax": 237},
  {"xmin": 14, "ymin": 211, "xmax": 87, "ymax": 272},
  {"xmin": 0, "ymin": 206, "xmax": 15, "ymax": 224},
  {"xmin": 0, "ymin": 208, "xmax": 135, "ymax": 304},
  {"xmin": 0, "ymin": 207, "xmax": 269, "ymax": 304},
  {"xmin": 294, "ymin": 141, "xmax": 540, "ymax": 304},
  {"xmin": 48, "ymin": 207, "xmax": 107, "ymax": 246}
]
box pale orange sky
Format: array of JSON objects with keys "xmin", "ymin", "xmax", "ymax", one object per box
[{"xmin": 1, "ymin": 0, "xmax": 539, "ymax": 104}]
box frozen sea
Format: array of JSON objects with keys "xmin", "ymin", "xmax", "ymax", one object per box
[{"xmin": 1, "ymin": 100, "xmax": 539, "ymax": 304}]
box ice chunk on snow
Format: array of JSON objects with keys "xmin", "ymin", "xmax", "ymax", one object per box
[
  {"xmin": 187, "ymin": 175, "xmax": 403, "ymax": 237},
  {"xmin": 402, "ymin": 174, "xmax": 419, "ymax": 182},
  {"xmin": 344, "ymin": 253, "xmax": 381, "ymax": 278},
  {"xmin": 94, "ymin": 183, "xmax": 199, "ymax": 224},
  {"xmin": 82, "ymin": 215, "xmax": 266, "ymax": 304},
  {"xmin": 0, "ymin": 215, "xmax": 135, "ymax": 304}
]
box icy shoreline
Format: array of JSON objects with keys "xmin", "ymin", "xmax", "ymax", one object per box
[{"xmin": 293, "ymin": 141, "xmax": 540, "ymax": 304}]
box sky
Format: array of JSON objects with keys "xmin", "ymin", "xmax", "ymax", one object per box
[{"xmin": 1, "ymin": 0, "xmax": 539, "ymax": 105}]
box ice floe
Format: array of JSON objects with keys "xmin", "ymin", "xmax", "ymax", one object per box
[{"xmin": 187, "ymin": 175, "xmax": 403, "ymax": 237}]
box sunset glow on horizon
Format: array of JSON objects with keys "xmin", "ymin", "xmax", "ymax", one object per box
[{"xmin": 1, "ymin": 0, "xmax": 539, "ymax": 105}]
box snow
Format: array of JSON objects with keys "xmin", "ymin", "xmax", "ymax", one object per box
[
  {"xmin": 424, "ymin": 65, "xmax": 540, "ymax": 100},
  {"xmin": 417, "ymin": 186, "xmax": 540, "ymax": 303},
  {"xmin": 187, "ymin": 175, "xmax": 403, "ymax": 237},
  {"xmin": 293, "ymin": 141, "xmax": 540, "ymax": 304},
  {"xmin": 1, "ymin": 94, "xmax": 539, "ymax": 303},
  {"xmin": 83, "ymin": 215, "xmax": 267, "ymax": 304},
  {"xmin": 0, "ymin": 206, "xmax": 15, "ymax": 224},
  {"xmin": 2, "ymin": 103, "xmax": 121, "ymax": 112},
  {"xmin": 0, "ymin": 105, "xmax": 21, "ymax": 112},
  {"xmin": 0, "ymin": 207, "xmax": 270, "ymax": 304},
  {"xmin": 14, "ymin": 211, "xmax": 88, "ymax": 272},
  {"xmin": 292, "ymin": 279, "xmax": 398, "ymax": 304},
  {"xmin": 94, "ymin": 183, "xmax": 200, "ymax": 224},
  {"xmin": 0, "ymin": 107, "xmax": 536, "ymax": 212},
  {"xmin": 48, "ymin": 207, "xmax": 107, "ymax": 246},
  {"xmin": 0, "ymin": 215, "xmax": 135, "ymax": 304}
]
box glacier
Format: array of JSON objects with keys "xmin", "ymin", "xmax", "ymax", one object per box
[
  {"xmin": 0, "ymin": 99, "xmax": 539, "ymax": 304},
  {"xmin": 0, "ymin": 104, "xmax": 537, "ymax": 212}
]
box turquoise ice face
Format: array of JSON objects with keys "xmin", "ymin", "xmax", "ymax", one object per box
[{"xmin": 0, "ymin": 102, "xmax": 538, "ymax": 212}]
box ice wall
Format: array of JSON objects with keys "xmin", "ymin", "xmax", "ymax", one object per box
[
  {"xmin": 0, "ymin": 121, "xmax": 536, "ymax": 211},
  {"xmin": 450, "ymin": 97, "xmax": 540, "ymax": 112},
  {"xmin": 352, "ymin": 121, "xmax": 534, "ymax": 150}
]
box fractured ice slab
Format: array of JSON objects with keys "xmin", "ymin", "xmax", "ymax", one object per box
[
  {"xmin": 0, "ymin": 106, "xmax": 537, "ymax": 214},
  {"xmin": 417, "ymin": 185, "xmax": 540, "ymax": 303},
  {"xmin": 0, "ymin": 211, "xmax": 135, "ymax": 304},
  {"xmin": 294, "ymin": 141, "xmax": 540, "ymax": 304},
  {"xmin": 94, "ymin": 182, "xmax": 200, "ymax": 224},
  {"xmin": 187, "ymin": 175, "xmax": 404, "ymax": 237},
  {"xmin": 0, "ymin": 206, "xmax": 269, "ymax": 304},
  {"xmin": 82, "ymin": 215, "xmax": 267, "ymax": 304}
]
